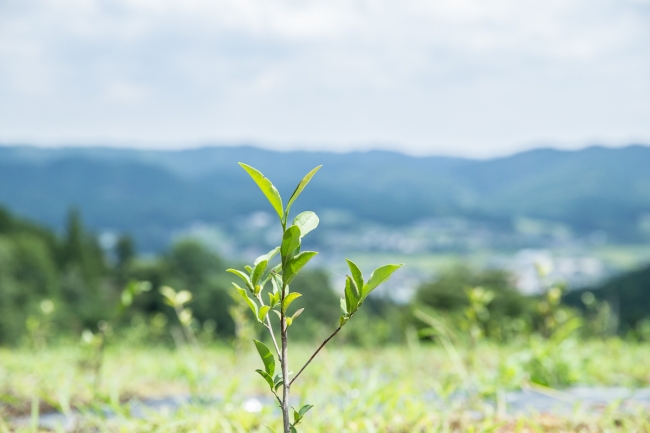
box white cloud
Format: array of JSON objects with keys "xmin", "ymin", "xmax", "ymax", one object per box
[{"xmin": 0, "ymin": 0, "xmax": 648, "ymax": 156}]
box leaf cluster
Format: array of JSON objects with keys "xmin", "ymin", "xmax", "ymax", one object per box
[{"xmin": 227, "ymin": 162, "xmax": 402, "ymax": 433}]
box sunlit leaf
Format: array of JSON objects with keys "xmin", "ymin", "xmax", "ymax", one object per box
[
  {"xmin": 362, "ymin": 264, "xmax": 403, "ymax": 298},
  {"xmin": 299, "ymin": 404, "xmax": 314, "ymax": 417},
  {"xmin": 258, "ymin": 305, "xmax": 271, "ymax": 322},
  {"xmin": 346, "ymin": 259, "xmax": 364, "ymax": 294},
  {"xmin": 292, "ymin": 308, "xmax": 304, "ymax": 320},
  {"xmin": 234, "ymin": 283, "xmax": 259, "ymax": 318},
  {"xmin": 344, "ymin": 276, "xmax": 360, "ymax": 313},
  {"xmin": 176, "ymin": 290, "xmax": 192, "ymax": 305},
  {"xmin": 271, "ymin": 272, "xmax": 282, "ymax": 294},
  {"xmin": 283, "ymin": 251, "xmax": 318, "ymax": 285},
  {"xmin": 340, "ymin": 298, "xmax": 348, "ymax": 316},
  {"xmin": 227, "ymin": 269, "xmax": 254, "ymax": 292},
  {"xmin": 292, "ymin": 211, "xmax": 319, "ymax": 238},
  {"xmin": 253, "ymin": 339, "xmax": 275, "ymax": 376},
  {"xmin": 285, "ymin": 165, "xmax": 321, "ymax": 218},
  {"xmin": 252, "ymin": 260, "xmax": 268, "ymax": 287},
  {"xmin": 121, "ymin": 289, "xmax": 133, "ymax": 307},
  {"xmin": 178, "ymin": 308, "xmax": 192, "ymax": 325},
  {"xmin": 239, "ymin": 163, "xmax": 284, "ymax": 220},
  {"xmin": 255, "ymin": 246, "xmax": 280, "ymax": 266},
  {"xmin": 160, "ymin": 286, "xmax": 177, "ymax": 307},
  {"xmin": 281, "ymin": 225, "xmax": 301, "ymax": 261},
  {"xmin": 282, "ymin": 292, "xmax": 302, "ymax": 314},
  {"xmin": 256, "ymin": 369, "xmax": 275, "ymax": 390}
]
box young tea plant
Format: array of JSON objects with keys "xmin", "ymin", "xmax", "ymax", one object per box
[{"xmin": 228, "ymin": 163, "xmax": 402, "ymax": 433}]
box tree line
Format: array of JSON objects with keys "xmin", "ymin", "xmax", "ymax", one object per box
[{"xmin": 1, "ymin": 205, "xmax": 648, "ymax": 346}]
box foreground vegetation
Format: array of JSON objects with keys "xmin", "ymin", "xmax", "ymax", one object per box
[
  {"xmin": 4, "ymin": 193, "xmax": 650, "ymax": 431},
  {"xmin": 2, "ymin": 339, "xmax": 650, "ymax": 432}
]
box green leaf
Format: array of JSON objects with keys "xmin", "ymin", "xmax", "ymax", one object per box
[
  {"xmin": 291, "ymin": 427, "xmax": 297, "ymax": 433},
  {"xmin": 175, "ymin": 290, "xmax": 192, "ymax": 305},
  {"xmin": 245, "ymin": 265, "xmax": 253, "ymax": 274},
  {"xmin": 270, "ymin": 272, "xmax": 282, "ymax": 294},
  {"xmin": 283, "ymin": 251, "xmax": 318, "ymax": 285},
  {"xmin": 344, "ymin": 276, "xmax": 360, "ymax": 313},
  {"xmin": 256, "ymin": 369, "xmax": 275, "ymax": 390},
  {"xmin": 281, "ymin": 225, "xmax": 301, "ymax": 261},
  {"xmin": 285, "ymin": 165, "xmax": 322, "ymax": 218},
  {"xmin": 160, "ymin": 286, "xmax": 177, "ymax": 306},
  {"xmin": 234, "ymin": 284, "xmax": 259, "ymax": 318},
  {"xmin": 239, "ymin": 163, "xmax": 284, "ymax": 220},
  {"xmin": 252, "ymin": 260, "xmax": 268, "ymax": 287},
  {"xmin": 227, "ymin": 269, "xmax": 254, "ymax": 292},
  {"xmin": 268, "ymin": 292, "xmax": 276, "ymax": 307},
  {"xmin": 339, "ymin": 315, "xmax": 348, "ymax": 327},
  {"xmin": 134, "ymin": 281, "xmax": 151, "ymax": 294},
  {"xmin": 292, "ymin": 404, "xmax": 313, "ymax": 426},
  {"xmin": 258, "ymin": 305, "xmax": 271, "ymax": 321},
  {"xmin": 346, "ymin": 259, "xmax": 364, "ymax": 294},
  {"xmin": 292, "ymin": 308, "xmax": 304, "ymax": 320},
  {"xmin": 340, "ymin": 298, "xmax": 348, "ymax": 316},
  {"xmin": 121, "ymin": 289, "xmax": 133, "ymax": 307},
  {"xmin": 253, "ymin": 339, "xmax": 275, "ymax": 376},
  {"xmin": 362, "ymin": 264, "xmax": 403, "ymax": 298},
  {"xmin": 255, "ymin": 247, "xmax": 280, "ymax": 266},
  {"xmin": 299, "ymin": 404, "xmax": 314, "ymax": 418},
  {"xmin": 286, "ymin": 316, "xmax": 293, "ymax": 326},
  {"xmin": 292, "ymin": 211, "xmax": 319, "ymax": 238},
  {"xmin": 274, "ymin": 380, "xmax": 284, "ymax": 392},
  {"xmin": 282, "ymin": 292, "xmax": 302, "ymax": 314}
]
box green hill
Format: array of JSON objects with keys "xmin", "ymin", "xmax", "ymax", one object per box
[{"xmin": 0, "ymin": 144, "xmax": 649, "ymax": 250}]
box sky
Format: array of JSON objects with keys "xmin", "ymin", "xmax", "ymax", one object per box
[{"xmin": 0, "ymin": 0, "xmax": 649, "ymax": 157}]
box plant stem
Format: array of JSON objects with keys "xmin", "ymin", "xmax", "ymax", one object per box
[
  {"xmin": 257, "ymin": 294, "xmax": 282, "ymax": 362},
  {"xmin": 264, "ymin": 318, "xmax": 282, "ymax": 362},
  {"xmin": 289, "ymin": 325, "xmax": 341, "ymax": 387},
  {"xmin": 280, "ymin": 283, "xmax": 291, "ymax": 433}
]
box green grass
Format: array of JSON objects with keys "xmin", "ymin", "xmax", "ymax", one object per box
[{"xmin": 2, "ymin": 339, "xmax": 650, "ymax": 432}]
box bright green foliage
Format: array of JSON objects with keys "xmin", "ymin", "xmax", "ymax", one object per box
[
  {"xmin": 228, "ymin": 162, "xmax": 402, "ymax": 433},
  {"xmin": 283, "ymin": 251, "xmax": 318, "ymax": 285},
  {"xmin": 285, "ymin": 166, "xmax": 321, "ymax": 219},
  {"xmin": 238, "ymin": 163, "xmax": 284, "ymax": 220},
  {"xmin": 291, "ymin": 211, "xmax": 319, "ymax": 238},
  {"xmin": 254, "ymin": 339, "xmax": 277, "ymax": 390},
  {"xmin": 6, "ymin": 342, "xmax": 650, "ymax": 431}
]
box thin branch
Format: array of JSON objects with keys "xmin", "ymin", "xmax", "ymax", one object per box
[
  {"xmin": 289, "ymin": 325, "xmax": 342, "ymax": 387},
  {"xmin": 264, "ymin": 318, "xmax": 282, "ymax": 362},
  {"xmin": 257, "ymin": 293, "xmax": 282, "ymax": 362},
  {"xmin": 273, "ymin": 391, "xmax": 283, "ymax": 407}
]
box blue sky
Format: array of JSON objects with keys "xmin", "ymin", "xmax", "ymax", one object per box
[{"xmin": 0, "ymin": 0, "xmax": 649, "ymax": 157}]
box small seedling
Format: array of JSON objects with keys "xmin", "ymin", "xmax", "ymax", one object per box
[
  {"xmin": 79, "ymin": 280, "xmax": 151, "ymax": 398},
  {"xmin": 160, "ymin": 285, "xmax": 198, "ymax": 349},
  {"xmin": 228, "ymin": 163, "xmax": 402, "ymax": 433}
]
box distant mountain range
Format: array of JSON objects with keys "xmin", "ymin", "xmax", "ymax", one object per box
[{"xmin": 1, "ymin": 144, "xmax": 649, "ymax": 251}]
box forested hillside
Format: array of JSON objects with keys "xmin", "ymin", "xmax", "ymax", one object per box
[{"xmin": 1, "ymin": 144, "xmax": 649, "ymax": 250}]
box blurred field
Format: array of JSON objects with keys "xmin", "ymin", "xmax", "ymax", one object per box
[{"xmin": 3, "ymin": 339, "xmax": 650, "ymax": 432}]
